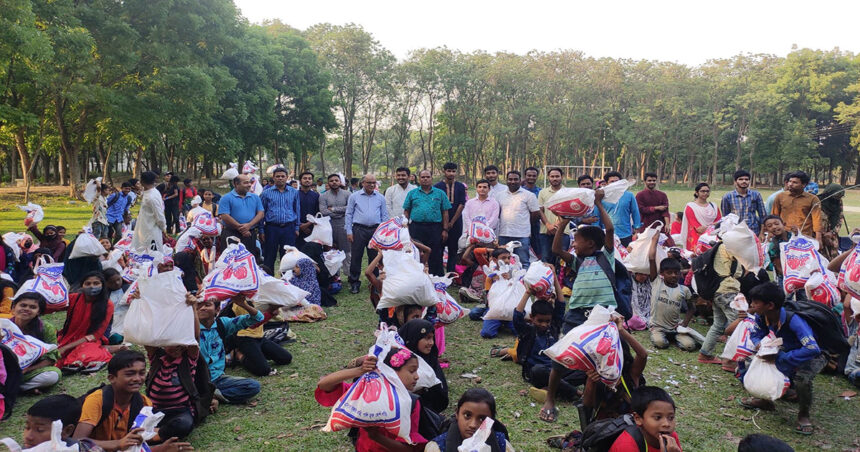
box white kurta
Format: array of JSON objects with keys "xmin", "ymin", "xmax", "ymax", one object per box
[{"xmin": 131, "ymin": 188, "xmax": 167, "ymax": 253}]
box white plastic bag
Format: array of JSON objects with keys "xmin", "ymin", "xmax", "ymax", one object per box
[
  {"xmin": 123, "ymin": 266, "xmax": 196, "ymax": 347},
  {"xmin": 306, "ymin": 213, "xmax": 333, "ymax": 246},
  {"xmin": 546, "ymin": 188, "xmax": 595, "ymax": 218},
  {"xmin": 804, "ymin": 271, "xmax": 840, "ymax": 307},
  {"xmin": 16, "ymin": 256, "xmax": 69, "ymax": 309},
  {"xmin": 542, "ymin": 305, "xmax": 624, "ymax": 388},
  {"xmin": 377, "ymin": 249, "xmax": 437, "ymax": 309},
  {"xmin": 175, "ymin": 227, "xmax": 202, "ymax": 253},
  {"xmin": 2, "ymin": 233, "xmax": 27, "ymax": 261},
  {"xmin": 721, "ymin": 220, "xmax": 765, "ymax": 271},
  {"xmin": 279, "ymin": 245, "xmax": 312, "ymax": 274},
  {"xmin": 743, "ymin": 336, "xmax": 790, "ymax": 401},
  {"xmin": 242, "ymin": 160, "xmax": 258, "ymax": 174},
  {"xmin": 838, "ymin": 241, "xmax": 860, "ymax": 299},
  {"xmin": 720, "ymin": 317, "xmax": 757, "ymax": 361},
  {"xmin": 203, "ymin": 240, "xmax": 261, "ymax": 301},
  {"xmin": 601, "ymin": 178, "xmax": 636, "ymax": 204},
  {"xmin": 730, "ymin": 293, "xmax": 748, "ymax": 312},
  {"xmin": 458, "ymin": 417, "xmax": 495, "ymax": 452},
  {"xmin": 323, "ymin": 325, "xmax": 414, "ymax": 443},
  {"xmin": 781, "ymin": 235, "xmax": 826, "ymax": 294},
  {"xmin": 323, "ymin": 249, "xmax": 346, "ymax": 275},
  {"xmin": 0, "ymin": 419, "xmax": 79, "ymax": 452},
  {"xmin": 191, "ymin": 212, "xmax": 219, "ymax": 236},
  {"xmin": 414, "ymin": 355, "xmax": 442, "ymax": 391},
  {"xmin": 431, "ymin": 274, "xmax": 467, "ymax": 324},
  {"xmin": 0, "ymin": 318, "xmax": 57, "ymax": 369},
  {"xmin": 483, "ymin": 273, "xmax": 527, "ymax": 321},
  {"xmin": 17, "ymin": 203, "xmax": 44, "ymax": 227},
  {"xmin": 83, "ymin": 177, "xmax": 102, "ymax": 204},
  {"xmin": 251, "ymin": 273, "xmax": 309, "ymax": 311},
  {"xmin": 468, "ymin": 217, "xmax": 496, "ymax": 244},
  {"xmin": 69, "ymin": 231, "xmax": 106, "ymax": 259},
  {"xmin": 369, "ymin": 216, "xmax": 411, "ymax": 250},
  {"xmin": 124, "ymin": 407, "xmax": 165, "ymax": 452},
  {"xmin": 625, "ymin": 222, "xmax": 667, "ymax": 274},
  {"xmin": 523, "ymin": 261, "xmax": 554, "ymax": 297},
  {"xmin": 220, "ymin": 162, "xmax": 239, "ymax": 180}
]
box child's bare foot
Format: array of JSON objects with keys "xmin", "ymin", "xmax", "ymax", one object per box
[
  {"xmin": 106, "ymin": 344, "xmax": 128, "ymax": 353},
  {"xmin": 795, "ymin": 416, "xmax": 814, "ymax": 435}
]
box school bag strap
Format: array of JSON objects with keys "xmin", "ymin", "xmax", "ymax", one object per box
[
  {"xmin": 145, "ymin": 349, "xmax": 214, "ymax": 425},
  {"xmin": 215, "ymin": 317, "xmax": 228, "ymax": 341},
  {"xmin": 572, "ymin": 252, "xmax": 634, "ymax": 319},
  {"xmin": 781, "ymin": 300, "xmax": 850, "ymax": 356},
  {"xmin": 81, "ymin": 384, "xmax": 144, "ymax": 432},
  {"xmin": 625, "ymin": 424, "xmax": 648, "ymax": 452}
]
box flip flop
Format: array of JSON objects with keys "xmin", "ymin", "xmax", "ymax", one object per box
[
  {"xmin": 489, "ymin": 346, "xmax": 507, "ymax": 358},
  {"xmin": 539, "ymin": 406, "xmax": 559, "ymax": 423},
  {"xmin": 698, "ymin": 355, "xmax": 722, "ymax": 365},
  {"xmin": 795, "ymin": 423, "xmax": 814, "ymax": 435}
]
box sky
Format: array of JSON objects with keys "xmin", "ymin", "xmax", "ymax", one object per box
[{"xmin": 234, "ymin": 0, "xmax": 860, "ymax": 65}]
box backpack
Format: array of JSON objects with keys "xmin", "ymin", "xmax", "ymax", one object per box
[
  {"xmin": 692, "ymin": 242, "xmax": 737, "ymax": 302},
  {"xmin": 782, "ymin": 300, "xmax": 850, "ymax": 356},
  {"xmin": 579, "ymin": 413, "xmax": 646, "ymax": 452},
  {"xmin": 571, "ymin": 252, "xmax": 633, "ymax": 319},
  {"xmin": 78, "ymin": 384, "xmax": 145, "ymax": 432},
  {"xmin": 145, "ymin": 350, "xmax": 215, "ymax": 425},
  {"xmin": 0, "ymin": 344, "xmax": 22, "ymax": 420}
]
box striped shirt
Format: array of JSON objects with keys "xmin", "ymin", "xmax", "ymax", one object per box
[
  {"xmin": 568, "ymin": 249, "xmax": 617, "ymax": 310},
  {"xmin": 720, "ymin": 189, "xmax": 766, "ymax": 235},
  {"xmin": 260, "ymin": 185, "xmax": 301, "ymax": 232},
  {"xmin": 147, "ymin": 350, "xmax": 198, "ymax": 412}
]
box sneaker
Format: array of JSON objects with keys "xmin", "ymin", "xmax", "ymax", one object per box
[{"xmin": 458, "ymin": 287, "xmax": 482, "ymax": 303}]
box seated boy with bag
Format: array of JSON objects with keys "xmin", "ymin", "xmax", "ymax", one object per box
[{"xmin": 646, "ymin": 231, "xmax": 698, "ymax": 352}]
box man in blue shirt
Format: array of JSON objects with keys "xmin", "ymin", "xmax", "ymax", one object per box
[
  {"xmin": 345, "ymin": 174, "xmax": 388, "ymax": 293},
  {"xmin": 296, "ymin": 171, "xmax": 321, "ymax": 250},
  {"xmin": 601, "ymin": 171, "xmax": 641, "ymax": 247},
  {"xmin": 105, "ymin": 182, "xmax": 133, "ymax": 242},
  {"xmin": 259, "ymin": 167, "xmax": 300, "ymax": 271},
  {"xmin": 405, "ymin": 169, "xmax": 452, "ymax": 276},
  {"xmin": 721, "ymin": 169, "xmax": 767, "ymax": 235},
  {"xmin": 741, "ymin": 282, "xmax": 825, "ymax": 435},
  {"xmin": 434, "ymin": 163, "xmax": 467, "ymax": 273},
  {"xmin": 219, "ymin": 173, "xmax": 265, "ymax": 261}
]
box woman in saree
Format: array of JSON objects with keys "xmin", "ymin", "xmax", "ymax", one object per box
[{"xmin": 680, "ymin": 182, "xmax": 722, "ymax": 253}]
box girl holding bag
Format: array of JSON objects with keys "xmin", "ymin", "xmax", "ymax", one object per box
[
  {"xmin": 10, "ymin": 292, "xmax": 61, "ymax": 393},
  {"xmin": 680, "ymin": 183, "xmax": 722, "ymax": 253},
  {"xmin": 56, "ymin": 271, "xmax": 114, "ymax": 374}
]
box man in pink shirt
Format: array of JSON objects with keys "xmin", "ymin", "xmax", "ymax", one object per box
[{"xmin": 462, "ymin": 179, "xmax": 500, "ymax": 236}]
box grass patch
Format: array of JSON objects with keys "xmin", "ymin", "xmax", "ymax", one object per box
[{"xmin": 0, "ymin": 193, "xmax": 858, "ymax": 451}]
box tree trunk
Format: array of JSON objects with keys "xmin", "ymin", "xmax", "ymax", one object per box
[
  {"xmin": 710, "ymin": 124, "xmax": 719, "ymax": 185},
  {"xmin": 54, "ymin": 99, "xmax": 82, "ymax": 198},
  {"xmin": 319, "ymin": 136, "xmax": 327, "ymax": 176}
]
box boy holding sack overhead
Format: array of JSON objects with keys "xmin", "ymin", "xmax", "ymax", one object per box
[{"xmin": 540, "ymin": 188, "xmax": 616, "ymax": 423}]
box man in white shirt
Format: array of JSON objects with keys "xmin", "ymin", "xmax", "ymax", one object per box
[
  {"xmin": 131, "ymin": 171, "xmax": 167, "ymax": 253},
  {"xmin": 384, "ymin": 167, "xmax": 416, "ymax": 218},
  {"xmin": 496, "ymin": 170, "xmax": 540, "ymax": 268},
  {"xmin": 483, "ymin": 164, "xmax": 508, "ymax": 198}
]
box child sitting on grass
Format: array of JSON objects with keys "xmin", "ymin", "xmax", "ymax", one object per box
[
  {"xmin": 607, "ymin": 386, "xmax": 682, "ymax": 452},
  {"xmin": 399, "ymin": 319, "xmax": 449, "ymax": 413},
  {"xmin": 425, "ymin": 388, "xmax": 515, "ymax": 452},
  {"xmin": 647, "ymin": 232, "xmax": 697, "ymax": 352},
  {"xmin": 315, "ymin": 349, "xmax": 427, "ymax": 451},
  {"xmin": 196, "ymin": 295, "xmax": 262, "ymax": 404},
  {"xmin": 740, "ymin": 282, "xmax": 824, "ymax": 436},
  {"xmin": 10, "ymin": 292, "xmax": 61, "ymax": 393},
  {"xmin": 479, "ymin": 248, "xmax": 517, "ymax": 338}
]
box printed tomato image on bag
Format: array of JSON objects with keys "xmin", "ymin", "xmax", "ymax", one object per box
[
  {"xmin": 542, "ymin": 306, "xmax": 623, "ymax": 388},
  {"xmin": 838, "ymin": 240, "xmax": 860, "ymax": 299},
  {"xmin": 469, "ymin": 216, "xmax": 496, "ymax": 244},
  {"xmin": 546, "ymin": 188, "xmax": 595, "ymax": 218},
  {"xmin": 780, "ymin": 235, "xmax": 826, "ymax": 295}
]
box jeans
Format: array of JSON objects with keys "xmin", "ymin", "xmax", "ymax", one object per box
[
  {"xmin": 794, "ymin": 353, "xmax": 828, "ymax": 416},
  {"xmin": 539, "ymin": 233, "xmax": 569, "ymax": 266},
  {"xmin": 699, "ymin": 292, "xmax": 738, "ymax": 357},
  {"xmin": 262, "ymin": 222, "xmax": 297, "ymax": 272},
  {"xmin": 499, "ymin": 236, "xmax": 531, "ymax": 269},
  {"xmin": 91, "ymin": 222, "xmax": 109, "ymax": 239},
  {"xmin": 409, "ymin": 222, "xmax": 444, "ymax": 276},
  {"xmin": 528, "ymin": 364, "xmax": 585, "ymax": 400},
  {"xmin": 480, "ymin": 319, "xmax": 516, "ymax": 338},
  {"xmin": 235, "ymin": 336, "xmax": 292, "ymax": 376},
  {"xmin": 156, "ymin": 407, "xmax": 194, "ymax": 439},
  {"xmin": 214, "ymin": 374, "xmax": 261, "ymax": 404},
  {"xmin": 650, "ymin": 329, "xmax": 697, "ymax": 351},
  {"xmin": 108, "ymin": 221, "xmax": 123, "ymax": 242}
]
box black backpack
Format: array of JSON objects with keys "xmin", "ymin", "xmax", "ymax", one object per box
[
  {"xmin": 145, "ymin": 349, "xmax": 215, "ymax": 425},
  {"xmin": 783, "ymin": 300, "xmax": 850, "ymax": 356},
  {"xmin": 78, "ymin": 384, "xmax": 145, "ymax": 432},
  {"xmin": 579, "ymin": 413, "xmax": 646, "ymax": 452},
  {"xmin": 692, "ymin": 242, "xmax": 737, "ymax": 302},
  {"xmin": 571, "ymin": 252, "xmax": 634, "ymax": 319}
]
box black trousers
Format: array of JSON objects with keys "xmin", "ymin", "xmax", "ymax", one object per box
[
  {"xmin": 235, "ymin": 336, "xmax": 292, "ymax": 376},
  {"xmin": 443, "ymin": 220, "xmax": 463, "ymax": 273},
  {"xmin": 156, "ymin": 407, "xmax": 195, "ymax": 439},
  {"xmin": 409, "ymin": 222, "xmax": 443, "ymax": 276},
  {"xmin": 349, "ymin": 224, "xmax": 378, "ymax": 284},
  {"xmin": 165, "ymin": 203, "xmax": 180, "ymax": 234},
  {"xmin": 528, "ymin": 364, "xmax": 586, "ymax": 401},
  {"xmin": 221, "ymin": 227, "xmax": 261, "ymax": 263}
]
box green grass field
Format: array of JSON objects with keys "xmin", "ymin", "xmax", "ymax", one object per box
[{"xmin": 0, "ymin": 187, "xmax": 858, "ymax": 451}]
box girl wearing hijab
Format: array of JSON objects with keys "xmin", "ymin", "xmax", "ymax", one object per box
[
  {"xmin": 289, "ymin": 258, "xmax": 322, "ymax": 305},
  {"xmin": 56, "ymin": 271, "xmax": 114, "ymax": 373},
  {"xmin": 399, "ymin": 319, "xmax": 449, "ymax": 413}
]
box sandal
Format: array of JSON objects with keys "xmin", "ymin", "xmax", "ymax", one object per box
[
  {"xmin": 738, "ymin": 397, "xmax": 774, "ymax": 411},
  {"xmin": 539, "ymin": 406, "xmax": 559, "ymax": 423},
  {"xmin": 489, "ymin": 346, "xmax": 507, "ymax": 358},
  {"xmin": 795, "ymin": 423, "xmax": 814, "ymax": 435},
  {"xmin": 697, "ymin": 354, "xmax": 722, "ymax": 365}
]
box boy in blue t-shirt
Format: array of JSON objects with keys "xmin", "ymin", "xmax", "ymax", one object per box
[
  {"xmin": 740, "ymin": 282, "xmax": 824, "ymax": 435},
  {"xmin": 539, "ymin": 188, "xmax": 615, "ymax": 423}
]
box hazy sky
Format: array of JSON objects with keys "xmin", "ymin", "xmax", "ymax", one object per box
[{"xmin": 234, "ymin": 0, "xmax": 860, "ymax": 65}]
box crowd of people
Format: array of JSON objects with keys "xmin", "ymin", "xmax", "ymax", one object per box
[{"xmin": 0, "ymin": 161, "xmax": 855, "ymax": 452}]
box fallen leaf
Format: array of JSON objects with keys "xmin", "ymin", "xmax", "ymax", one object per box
[
  {"xmin": 233, "ymin": 426, "xmax": 241, "ymax": 432},
  {"xmin": 474, "ymin": 376, "xmax": 483, "ymax": 383},
  {"xmin": 840, "ymin": 390, "xmax": 857, "ymax": 398},
  {"xmin": 724, "ymin": 395, "xmax": 736, "ymax": 402},
  {"xmin": 248, "ymin": 401, "xmax": 258, "ymax": 407},
  {"xmin": 234, "ymin": 436, "xmax": 244, "ymax": 441}
]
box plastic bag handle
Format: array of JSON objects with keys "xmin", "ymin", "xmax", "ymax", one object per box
[
  {"xmin": 648, "ymin": 220, "xmax": 664, "ymax": 230},
  {"xmin": 34, "ymin": 254, "xmax": 54, "ymax": 271},
  {"xmin": 226, "ymin": 236, "xmax": 241, "ymax": 245}
]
